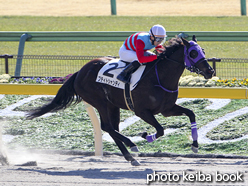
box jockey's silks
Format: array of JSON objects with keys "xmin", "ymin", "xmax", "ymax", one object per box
[{"xmin": 124, "ymin": 32, "xmax": 155, "ymax": 51}]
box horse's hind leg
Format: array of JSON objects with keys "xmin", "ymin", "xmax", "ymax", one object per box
[
  {"xmin": 99, "ymin": 107, "xmax": 140, "ymax": 166},
  {"xmin": 113, "ymin": 139, "xmax": 140, "ymax": 166},
  {"xmin": 100, "ymin": 107, "xmax": 138, "ymax": 150},
  {"xmin": 161, "ymin": 104, "xmax": 198, "ymax": 153}
]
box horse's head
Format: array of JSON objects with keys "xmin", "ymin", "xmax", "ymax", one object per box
[{"xmin": 182, "ymin": 36, "xmax": 214, "ymax": 79}]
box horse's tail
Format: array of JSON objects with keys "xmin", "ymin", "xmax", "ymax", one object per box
[{"xmin": 27, "ymin": 72, "xmax": 82, "ymax": 119}]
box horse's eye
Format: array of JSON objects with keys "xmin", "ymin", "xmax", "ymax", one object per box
[{"xmin": 189, "ymin": 50, "xmax": 198, "ymax": 59}]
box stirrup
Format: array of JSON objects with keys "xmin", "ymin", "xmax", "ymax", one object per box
[{"xmin": 117, "ymin": 74, "xmax": 130, "ymax": 84}]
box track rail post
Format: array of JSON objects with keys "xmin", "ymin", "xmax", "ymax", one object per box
[
  {"xmin": 241, "ymin": 0, "xmax": 247, "ymax": 16},
  {"xmin": 15, "ymin": 33, "xmax": 32, "ymax": 77},
  {"xmin": 83, "ymin": 102, "xmax": 103, "ymax": 156},
  {"xmin": 110, "ymin": 0, "xmax": 117, "ymax": 15}
]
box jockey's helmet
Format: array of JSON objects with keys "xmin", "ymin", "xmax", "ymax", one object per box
[{"xmin": 149, "ymin": 25, "xmax": 167, "ymax": 44}]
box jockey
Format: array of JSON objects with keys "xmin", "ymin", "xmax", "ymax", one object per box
[{"xmin": 117, "ymin": 24, "xmax": 167, "ymax": 83}]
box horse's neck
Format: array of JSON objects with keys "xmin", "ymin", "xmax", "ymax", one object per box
[{"xmin": 156, "ymin": 58, "xmax": 185, "ymax": 89}]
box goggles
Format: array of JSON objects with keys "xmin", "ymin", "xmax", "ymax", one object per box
[
  {"xmin": 149, "ymin": 28, "xmax": 166, "ymax": 45},
  {"xmin": 155, "ymin": 37, "xmax": 165, "ymax": 43}
]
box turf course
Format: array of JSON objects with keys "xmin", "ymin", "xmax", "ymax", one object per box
[{"xmin": 1, "ymin": 95, "xmax": 248, "ymax": 156}]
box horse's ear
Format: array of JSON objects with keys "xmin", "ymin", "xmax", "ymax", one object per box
[
  {"xmin": 182, "ymin": 37, "xmax": 190, "ymax": 48},
  {"xmin": 192, "ymin": 35, "xmax": 197, "ymax": 43}
]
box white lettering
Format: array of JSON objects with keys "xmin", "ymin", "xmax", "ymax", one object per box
[
  {"xmin": 215, "ymin": 171, "xmax": 243, "ymax": 182},
  {"xmin": 182, "ymin": 171, "xmax": 189, "ymax": 181},
  {"xmin": 236, "ymin": 171, "xmax": 244, "ymax": 181},
  {"xmin": 147, "ymin": 171, "xmax": 243, "ymax": 184},
  {"xmin": 146, "ymin": 171, "xmax": 180, "ymax": 184},
  {"xmin": 172, "ymin": 174, "xmax": 180, "ymax": 182},
  {"xmin": 183, "ymin": 171, "xmax": 212, "ymax": 182}
]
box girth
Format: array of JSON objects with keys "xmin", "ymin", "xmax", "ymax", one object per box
[{"xmin": 124, "ymin": 83, "xmax": 135, "ymax": 112}]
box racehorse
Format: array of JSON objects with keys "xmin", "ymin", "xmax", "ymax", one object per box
[{"xmin": 27, "ymin": 36, "xmax": 214, "ymax": 166}]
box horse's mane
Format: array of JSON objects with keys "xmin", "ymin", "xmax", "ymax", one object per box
[{"xmin": 161, "ymin": 37, "xmax": 183, "ymax": 58}]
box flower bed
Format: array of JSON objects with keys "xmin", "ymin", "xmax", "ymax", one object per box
[
  {"xmin": 179, "ymin": 75, "xmax": 218, "ymax": 87},
  {"xmin": 179, "ymin": 75, "xmax": 248, "ymax": 88},
  {"xmin": 0, "ymin": 74, "xmax": 72, "ymax": 84},
  {"xmin": 1, "ymin": 73, "xmax": 248, "ymax": 88}
]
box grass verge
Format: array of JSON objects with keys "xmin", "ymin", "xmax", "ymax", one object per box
[{"xmin": 1, "ymin": 95, "xmax": 248, "ymax": 155}]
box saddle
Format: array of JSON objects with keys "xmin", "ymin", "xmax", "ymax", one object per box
[{"xmin": 96, "ymin": 58, "xmax": 146, "ymax": 111}]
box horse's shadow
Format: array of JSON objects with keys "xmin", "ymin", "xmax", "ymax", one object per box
[{"xmin": 16, "ymin": 167, "xmax": 154, "ymax": 180}]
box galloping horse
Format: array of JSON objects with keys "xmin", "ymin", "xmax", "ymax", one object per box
[{"xmin": 27, "ymin": 36, "xmax": 214, "ymax": 166}]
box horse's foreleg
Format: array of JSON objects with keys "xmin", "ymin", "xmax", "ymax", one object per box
[{"xmin": 161, "ymin": 104, "xmax": 198, "ymax": 153}]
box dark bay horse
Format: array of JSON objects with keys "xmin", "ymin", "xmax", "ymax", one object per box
[{"xmin": 27, "ymin": 36, "xmax": 214, "ymax": 166}]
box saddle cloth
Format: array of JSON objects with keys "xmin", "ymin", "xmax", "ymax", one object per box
[{"xmin": 96, "ymin": 59, "xmax": 146, "ymax": 91}]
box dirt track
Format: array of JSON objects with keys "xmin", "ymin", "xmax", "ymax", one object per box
[
  {"xmin": 0, "ymin": 0, "xmax": 243, "ymax": 16},
  {"xmin": 0, "ymin": 150, "xmax": 248, "ymax": 186}
]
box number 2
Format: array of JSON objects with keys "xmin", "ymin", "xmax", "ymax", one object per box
[{"xmin": 103, "ymin": 63, "xmax": 118, "ymax": 78}]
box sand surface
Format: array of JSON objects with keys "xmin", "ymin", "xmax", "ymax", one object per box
[
  {"xmin": 0, "ymin": 0, "xmax": 243, "ymax": 16},
  {"xmin": 0, "ymin": 150, "xmax": 248, "ymax": 186}
]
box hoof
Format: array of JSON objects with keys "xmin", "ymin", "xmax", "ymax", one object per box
[
  {"xmin": 191, "ymin": 140, "xmax": 198, "ymax": 153},
  {"xmin": 141, "ymin": 132, "xmax": 148, "ymax": 139},
  {"xmin": 131, "ymin": 159, "xmax": 141, "ymax": 166},
  {"xmin": 130, "ymin": 146, "xmax": 139, "ymax": 152},
  {"xmin": 191, "ymin": 145, "xmax": 198, "ymax": 153}
]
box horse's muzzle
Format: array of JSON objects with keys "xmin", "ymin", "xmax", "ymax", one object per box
[
  {"xmin": 201, "ymin": 65, "xmax": 215, "ymax": 79},
  {"xmin": 203, "ymin": 67, "xmax": 215, "ymax": 79},
  {"xmin": 196, "ymin": 59, "xmax": 215, "ymax": 79}
]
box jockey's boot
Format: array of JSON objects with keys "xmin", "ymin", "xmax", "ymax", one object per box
[{"xmin": 117, "ymin": 60, "xmax": 141, "ymax": 83}]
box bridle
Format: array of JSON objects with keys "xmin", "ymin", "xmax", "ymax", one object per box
[
  {"xmin": 152, "ymin": 41, "xmax": 207, "ymax": 93},
  {"xmin": 183, "ymin": 42, "xmax": 207, "ymax": 75},
  {"xmin": 162, "ymin": 41, "xmax": 206, "ymax": 75}
]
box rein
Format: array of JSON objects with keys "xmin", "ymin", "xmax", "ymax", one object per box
[
  {"xmin": 133, "ymin": 51, "xmax": 182, "ymax": 92},
  {"xmin": 133, "ymin": 55, "xmax": 179, "ymax": 93},
  {"xmin": 132, "ymin": 57, "xmax": 161, "ymax": 88},
  {"xmin": 154, "ymin": 64, "xmax": 178, "ymax": 93}
]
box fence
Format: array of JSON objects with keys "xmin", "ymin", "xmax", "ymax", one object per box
[
  {"xmin": 2, "ymin": 31, "xmax": 248, "ymax": 42},
  {"xmin": 213, "ymin": 58, "xmax": 248, "ymax": 79},
  {"xmin": 0, "ymin": 54, "xmax": 248, "ymax": 79},
  {"xmin": 0, "ymin": 55, "xmax": 102, "ymax": 77}
]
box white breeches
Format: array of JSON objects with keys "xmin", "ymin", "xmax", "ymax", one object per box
[{"xmin": 119, "ymin": 45, "xmax": 154, "ymax": 63}]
